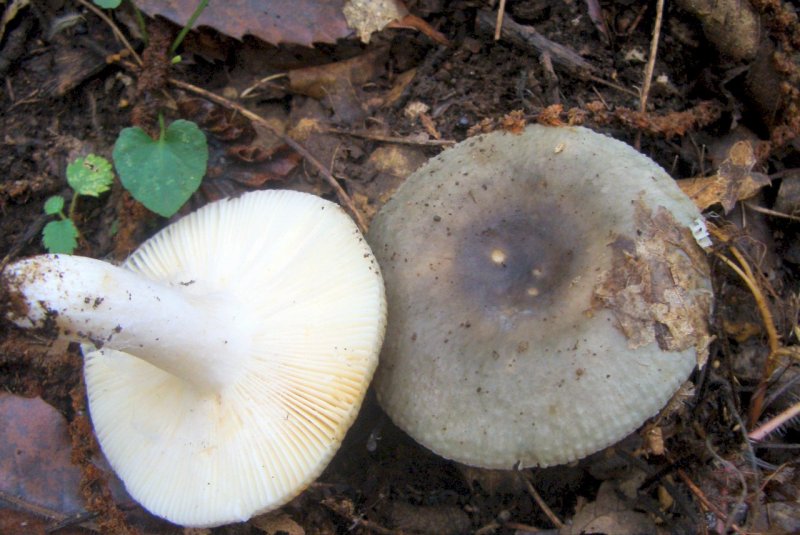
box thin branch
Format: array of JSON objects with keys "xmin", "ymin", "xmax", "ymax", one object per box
[
  {"xmin": 636, "ymin": 0, "xmax": 664, "ymax": 149},
  {"xmin": 744, "ymin": 202, "xmax": 800, "ymax": 222},
  {"xmin": 494, "ymin": 0, "xmax": 507, "ymax": 40},
  {"xmin": 676, "ymin": 469, "xmax": 746, "ymax": 534},
  {"xmin": 76, "ymin": 0, "xmax": 142, "ymax": 67},
  {"xmin": 640, "ymin": 0, "xmax": 664, "ymax": 113},
  {"xmin": 167, "ymin": 78, "xmax": 368, "ymax": 232},
  {"xmin": 519, "ymin": 471, "xmax": 564, "ymax": 529}
]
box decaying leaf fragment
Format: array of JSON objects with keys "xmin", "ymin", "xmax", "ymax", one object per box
[
  {"xmin": 288, "ymin": 48, "xmax": 388, "ymax": 99},
  {"xmin": 679, "ymin": 140, "xmax": 771, "ymax": 212},
  {"xmin": 343, "ymin": 0, "xmax": 408, "ymax": 43},
  {"xmin": 593, "ymin": 200, "xmax": 712, "ymax": 366}
]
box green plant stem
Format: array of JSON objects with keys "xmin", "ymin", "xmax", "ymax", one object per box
[
  {"xmin": 169, "ymin": 0, "xmax": 209, "ymax": 55},
  {"xmin": 158, "ymin": 113, "xmax": 166, "ymax": 140},
  {"xmin": 128, "ymin": 0, "xmax": 149, "ymax": 46},
  {"xmin": 62, "ymin": 206, "xmax": 82, "ymax": 239},
  {"xmin": 68, "ymin": 194, "xmax": 79, "ymax": 221}
]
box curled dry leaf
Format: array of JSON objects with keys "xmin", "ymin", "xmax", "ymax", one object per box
[
  {"xmin": 561, "ymin": 481, "xmax": 658, "ymax": 535},
  {"xmin": 678, "ymin": 140, "xmax": 772, "ymax": 212},
  {"xmin": 288, "ymin": 48, "xmax": 388, "ymax": 100}
]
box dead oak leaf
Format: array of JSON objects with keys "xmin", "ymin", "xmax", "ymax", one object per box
[
  {"xmin": 136, "ymin": 0, "xmax": 352, "ymax": 47},
  {"xmin": 678, "ymin": 140, "xmax": 771, "ymax": 212},
  {"xmin": 562, "ymin": 481, "xmax": 658, "ymax": 535}
]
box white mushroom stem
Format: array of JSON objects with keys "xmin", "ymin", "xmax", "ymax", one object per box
[{"xmin": 4, "ymin": 254, "xmax": 252, "ymax": 392}]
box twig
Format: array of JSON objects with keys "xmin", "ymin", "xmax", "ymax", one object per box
[
  {"xmin": 713, "ymin": 252, "xmax": 779, "ymax": 357},
  {"xmin": 478, "ymin": 10, "xmax": 638, "ymax": 97},
  {"xmin": 637, "ymin": 0, "xmax": 664, "ymax": 149},
  {"xmin": 676, "ymin": 469, "xmax": 746, "ymax": 534},
  {"xmin": 748, "ymin": 400, "xmax": 800, "ymax": 441},
  {"xmin": 0, "ymin": 489, "xmax": 70, "ymax": 522},
  {"xmin": 46, "ymin": 511, "xmax": 100, "ymax": 533},
  {"xmin": 519, "ymin": 471, "xmax": 564, "ymax": 529},
  {"xmin": 240, "ymin": 72, "xmax": 288, "ymax": 99},
  {"xmin": 728, "ymin": 246, "xmax": 780, "ymax": 356},
  {"xmin": 477, "ymin": 9, "xmax": 594, "ymax": 77},
  {"xmin": 640, "ymin": 0, "xmax": 664, "ymax": 112},
  {"xmin": 708, "ymin": 226, "xmax": 782, "ymax": 427},
  {"xmin": 167, "ymin": 78, "xmax": 368, "ymax": 232},
  {"xmin": 76, "ymin": 0, "xmax": 142, "ymax": 67},
  {"xmin": 323, "ymin": 126, "xmax": 456, "ymax": 146},
  {"xmin": 744, "ymin": 202, "xmax": 800, "ymax": 222},
  {"xmin": 494, "ymin": 0, "xmax": 507, "ymax": 41}
]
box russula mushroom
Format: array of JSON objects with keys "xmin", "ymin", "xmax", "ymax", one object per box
[
  {"xmin": 2, "ymin": 190, "xmax": 386, "ymax": 527},
  {"xmin": 367, "ymin": 125, "xmax": 712, "ymax": 469}
]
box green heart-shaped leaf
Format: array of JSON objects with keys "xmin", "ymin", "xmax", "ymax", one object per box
[
  {"xmin": 93, "ymin": 0, "xmax": 122, "ymax": 9},
  {"xmin": 112, "ymin": 120, "xmax": 208, "ymax": 217}
]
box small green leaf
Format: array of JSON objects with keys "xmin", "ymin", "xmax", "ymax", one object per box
[
  {"xmin": 112, "ymin": 120, "xmax": 208, "ymax": 217},
  {"xmin": 67, "ymin": 154, "xmax": 114, "ymax": 197},
  {"xmin": 43, "ymin": 220, "xmax": 79, "ymax": 254},
  {"xmin": 44, "ymin": 196, "xmax": 65, "ymax": 215},
  {"xmin": 93, "ymin": 0, "xmax": 122, "ymax": 8}
]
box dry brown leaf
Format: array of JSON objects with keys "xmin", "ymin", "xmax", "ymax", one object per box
[
  {"xmin": 383, "ymin": 68, "xmax": 417, "ymax": 107},
  {"xmin": 678, "ymin": 140, "xmax": 771, "ymax": 212},
  {"xmin": 288, "ymin": 48, "xmax": 387, "ymax": 100},
  {"xmin": 562, "ymin": 481, "xmax": 658, "ymax": 535},
  {"xmin": 250, "ymin": 512, "xmax": 305, "ymax": 535},
  {"xmin": 419, "ymin": 112, "xmax": 441, "ymax": 139},
  {"xmin": 387, "ymin": 14, "xmax": 450, "ymax": 46},
  {"xmin": 343, "ymin": 0, "xmax": 407, "ymax": 43},
  {"xmin": 136, "ymin": 0, "xmax": 352, "ymax": 47}
]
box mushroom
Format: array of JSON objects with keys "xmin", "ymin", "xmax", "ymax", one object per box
[
  {"xmin": 2, "ymin": 190, "xmax": 386, "ymax": 527},
  {"xmin": 367, "ymin": 125, "xmax": 712, "ymax": 469}
]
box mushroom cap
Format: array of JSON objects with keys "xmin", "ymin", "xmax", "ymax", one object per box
[
  {"xmin": 84, "ymin": 190, "xmax": 386, "ymax": 526},
  {"xmin": 368, "ymin": 125, "xmax": 711, "ymax": 469}
]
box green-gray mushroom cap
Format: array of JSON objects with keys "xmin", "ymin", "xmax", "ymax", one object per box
[{"xmin": 367, "ymin": 125, "xmax": 712, "ymax": 469}]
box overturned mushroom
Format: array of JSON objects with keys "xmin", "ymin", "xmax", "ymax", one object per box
[
  {"xmin": 2, "ymin": 190, "xmax": 386, "ymax": 527},
  {"xmin": 367, "ymin": 125, "xmax": 712, "ymax": 469}
]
